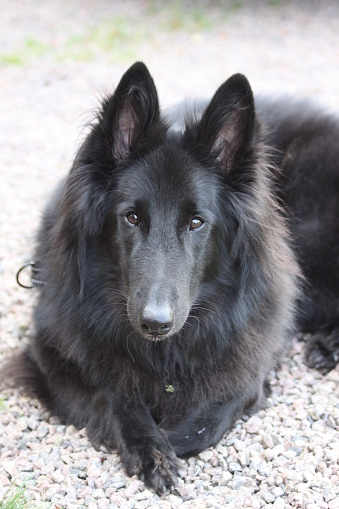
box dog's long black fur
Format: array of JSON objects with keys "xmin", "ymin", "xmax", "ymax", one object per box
[
  {"xmin": 257, "ymin": 98, "xmax": 339, "ymax": 373},
  {"xmin": 2, "ymin": 62, "xmax": 338, "ymax": 492}
]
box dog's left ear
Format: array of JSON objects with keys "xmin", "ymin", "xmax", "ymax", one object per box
[
  {"xmin": 196, "ymin": 73, "xmax": 256, "ymax": 172},
  {"xmin": 107, "ymin": 62, "xmax": 161, "ymax": 161}
]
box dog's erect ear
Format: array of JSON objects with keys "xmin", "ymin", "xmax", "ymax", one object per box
[
  {"xmin": 197, "ymin": 73, "xmax": 256, "ymax": 171},
  {"xmin": 107, "ymin": 62, "xmax": 161, "ymax": 161}
]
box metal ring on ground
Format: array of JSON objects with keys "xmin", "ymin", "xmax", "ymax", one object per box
[{"xmin": 16, "ymin": 261, "xmax": 38, "ymax": 289}]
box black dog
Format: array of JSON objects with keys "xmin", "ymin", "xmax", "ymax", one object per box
[{"xmin": 2, "ymin": 62, "xmax": 338, "ymax": 493}]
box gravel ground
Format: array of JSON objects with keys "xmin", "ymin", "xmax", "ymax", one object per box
[{"xmin": 1, "ymin": 1, "xmax": 339, "ymax": 508}]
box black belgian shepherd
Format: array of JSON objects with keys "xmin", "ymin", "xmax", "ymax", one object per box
[{"xmin": 2, "ymin": 62, "xmax": 339, "ymax": 493}]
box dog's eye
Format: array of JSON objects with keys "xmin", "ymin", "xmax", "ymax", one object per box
[
  {"xmin": 189, "ymin": 217, "xmax": 204, "ymax": 231},
  {"xmin": 126, "ymin": 213, "xmax": 139, "ymax": 226}
]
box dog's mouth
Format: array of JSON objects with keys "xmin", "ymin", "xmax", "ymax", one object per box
[
  {"xmin": 141, "ymin": 321, "xmax": 173, "ymax": 338},
  {"xmin": 129, "ymin": 316, "xmax": 181, "ymax": 341},
  {"xmin": 141, "ymin": 330, "xmax": 172, "ymax": 341},
  {"xmin": 136, "ymin": 320, "xmax": 176, "ymax": 341}
]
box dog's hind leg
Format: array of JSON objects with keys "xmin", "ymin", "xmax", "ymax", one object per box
[
  {"xmin": 164, "ymin": 393, "xmax": 261, "ymax": 459},
  {"xmin": 0, "ymin": 347, "xmax": 52, "ymax": 404},
  {"xmin": 304, "ymin": 323, "xmax": 339, "ymax": 374}
]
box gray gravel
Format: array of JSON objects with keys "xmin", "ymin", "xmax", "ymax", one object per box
[{"xmin": 1, "ymin": 1, "xmax": 339, "ymax": 508}]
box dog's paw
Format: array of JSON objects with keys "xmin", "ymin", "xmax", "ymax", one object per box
[
  {"xmin": 142, "ymin": 446, "xmax": 181, "ymax": 495},
  {"xmin": 122, "ymin": 444, "xmax": 181, "ymax": 495},
  {"xmin": 304, "ymin": 332, "xmax": 339, "ymax": 374}
]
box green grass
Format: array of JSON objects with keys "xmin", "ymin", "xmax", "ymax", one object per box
[
  {"xmin": 0, "ymin": 4, "xmax": 226, "ymax": 67},
  {"xmin": 0, "ymin": 54, "xmax": 23, "ymax": 65},
  {"xmin": 155, "ymin": 3, "xmax": 215, "ymax": 31},
  {"xmin": 24, "ymin": 36, "xmax": 51, "ymax": 57},
  {"xmin": 0, "ymin": 1, "xmax": 260, "ymax": 67},
  {"xmin": 0, "ymin": 35, "xmax": 51, "ymax": 66},
  {"xmin": 0, "ymin": 15, "xmax": 145, "ymax": 66},
  {"xmin": 0, "ymin": 485, "xmax": 33, "ymax": 509},
  {"xmin": 60, "ymin": 15, "xmax": 144, "ymax": 63},
  {"xmin": 0, "ymin": 396, "xmax": 6, "ymax": 411},
  {"xmin": 0, "ymin": 484, "xmax": 51, "ymax": 509}
]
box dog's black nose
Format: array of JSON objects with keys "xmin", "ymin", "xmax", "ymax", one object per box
[{"xmin": 141, "ymin": 304, "xmax": 173, "ymax": 336}]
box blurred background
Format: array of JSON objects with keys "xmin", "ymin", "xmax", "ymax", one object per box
[
  {"xmin": 2, "ymin": 1, "xmax": 339, "ymax": 103},
  {"xmin": 2, "ymin": 0, "xmax": 339, "ymax": 198}
]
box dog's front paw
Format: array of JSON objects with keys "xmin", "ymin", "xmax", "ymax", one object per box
[
  {"xmin": 142, "ymin": 446, "xmax": 181, "ymax": 494},
  {"xmin": 123, "ymin": 444, "xmax": 181, "ymax": 495}
]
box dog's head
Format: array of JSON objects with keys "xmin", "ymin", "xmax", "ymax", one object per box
[{"xmin": 62, "ymin": 62, "xmax": 258, "ymax": 340}]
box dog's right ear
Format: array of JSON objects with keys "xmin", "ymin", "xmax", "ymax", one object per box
[{"xmin": 101, "ymin": 62, "xmax": 162, "ymax": 161}]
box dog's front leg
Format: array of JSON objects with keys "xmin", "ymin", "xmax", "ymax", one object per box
[{"xmin": 105, "ymin": 396, "xmax": 181, "ymax": 494}]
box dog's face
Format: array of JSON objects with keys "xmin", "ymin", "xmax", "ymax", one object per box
[{"xmin": 114, "ymin": 146, "xmax": 219, "ymax": 339}]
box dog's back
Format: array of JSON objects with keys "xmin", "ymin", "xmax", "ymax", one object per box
[{"xmin": 256, "ymin": 98, "xmax": 339, "ymax": 372}]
